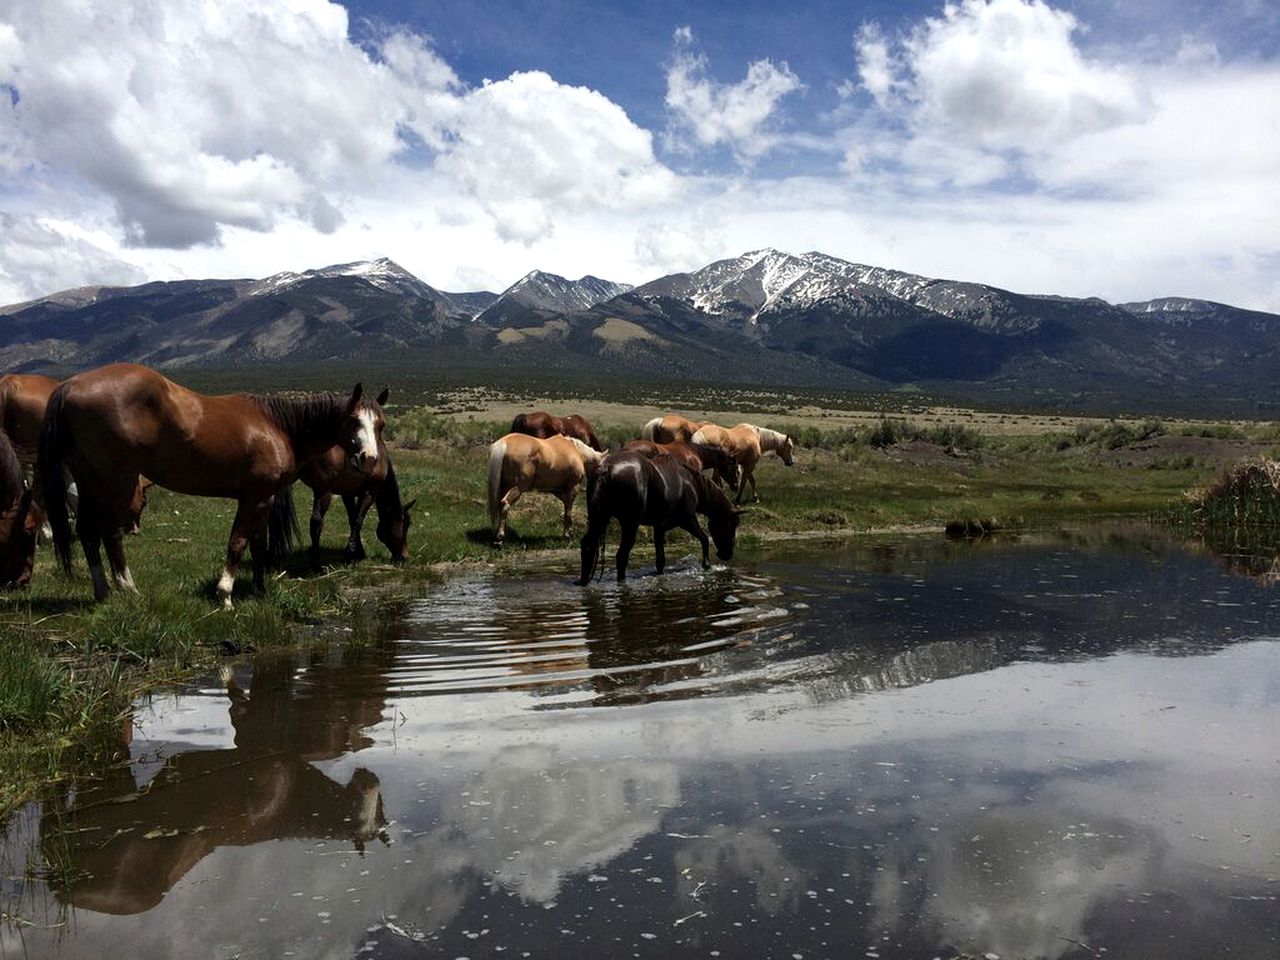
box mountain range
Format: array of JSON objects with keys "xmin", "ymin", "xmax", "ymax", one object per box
[{"xmin": 2, "ymin": 249, "xmax": 1277, "ymax": 412}]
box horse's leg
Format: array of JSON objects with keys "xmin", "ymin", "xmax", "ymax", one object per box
[
  {"xmin": 558, "ymin": 485, "xmax": 577, "ymax": 539},
  {"xmin": 749, "ymin": 469, "xmax": 760, "ymax": 502},
  {"xmin": 219, "ymin": 499, "xmax": 266, "ymax": 609},
  {"xmin": 103, "ymin": 527, "xmax": 137, "ymax": 593},
  {"xmin": 654, "ymin": 526, "xmax": 666, "ymax": 575},
  {"xmin": 248, "ymin": 499, "xmax": 272, "ymax": 597},
  {"xmin": 679, "ymin": 516, "xmax": 711, "ymax": 568},
  {"xmin": 74, "ymin": 496, "xmax": 111, "ymax": 601},
  {"xmin": 342, "ymin": 491, "xmax": 371, "ymax": 560},
  {"xmin": 615, "ymin": 520, "xmax": 638, "ymax": 583},
  {"xmin": 734, "ymin": 465, "xmax": 751, "ymax": 506},
  {"xmin": 494, "ymin": 485, "xmax": 522, "ymax": 545},
  {"xmin": 309, "ymin": 490, "xmax": 331, "ymax": 564}
]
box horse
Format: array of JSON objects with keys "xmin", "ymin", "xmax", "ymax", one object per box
[
  {"xmin": 690, "ymin": 423, "xmax": 796, "ymax": 504},
  {"xmin": 300, "ymin": 389, "xmax": 415, "ymax": 564},
  {"xmin": 38, "ymin": 363, "xmax": 385, "ymax": 607},
  {"xmin": 0, "ymin": 428, "xmax": 38, "ymax": 586},
  {"xmin": 510, "ymin": 411, "xmax": 604, "ymax": 452},
  {"xmin": 641, "ymin": 414, "xmax": 706, "ymax": 444},
  {"xmin": 488, "ymin": 433, "xmax": 605, "ymax": 545},
  {"xmin": 622, "ymin": 438, "xmax": 740, "ymax": 489},
  {"xmin": 576, "ymin": 450, "xmax": 743, "ymax": 584},
  {"xmin": 0, "ymin": 372, "xmax": 60, "ymax": 467}
]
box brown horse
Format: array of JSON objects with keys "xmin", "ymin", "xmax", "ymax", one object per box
[
  {"xmin": 0, "ymin": 372, "xmax": 60, "ymax": 466},
  {"xmin": 488, "ymin": 432, "xmax": 605, "ymax": 545},
  {"xmin": 622, "ymin": 439, "xmax": 740, "ymax": 489},
  {"xmin": 641, "ymin": 414, "xmax": 706, "ymax": 444},
  {"xmin": 300, "ymin": 389, "xmax": 415, "ymax": 563},
  {"xmin": 0, "ymin": 428, "xmax": 38, "ymax": 586},
  {"xmin": 39, "ymin": 363, "xmax": 385, "ymax": 606},
  {"xmin": 576, "ymin": 450, "xmax": 742, "ymax": 584},
  {"xmin": 691, "ymin": 423, "xmax": 795, "ymax": 504},
  {"xmin": 510, "ymin": 411, "xmax": 604, "ymax": 452}
]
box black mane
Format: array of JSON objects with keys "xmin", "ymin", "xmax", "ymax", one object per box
[
  {"xmin": 251, "ymin": 393, "xmax": 349, "ymax": 444},
  {"xmin": 376, "ymin": 456, "xmax": 405, "ymax": 515}
]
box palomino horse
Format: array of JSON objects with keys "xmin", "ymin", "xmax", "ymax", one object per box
[
  {"xmin": 0, "ymin": 428, "xmax": 38, "ymax": 586},
  {"xmin": 622, "ymin": 439, "xmax": 740, "ymax": 489},
  {"xmin": 576, "ymin": 450, "xmax": 742, "ymax": 584},
  {"xmin": 488, "ymin": 433, "xmax": 605, "ymax": 545},
  {"xmin": 641, "ymin": 414, "xmax": 706, "ymax": 444},
  {"xmin": 300, "ymin": 389, "xmax": 415, "ymax": 563},
  {"xmin": 691, "ymin": 423, "xmax": 795, "ymax": 504},
  {"xmin": 39, "ymin": 363, "xmax": 384, "ymax": 606},
  {"xmin": 510, "ymin": 411, "xmax": 604, "ymax": 452}
]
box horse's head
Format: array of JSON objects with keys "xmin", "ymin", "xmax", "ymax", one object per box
[
  {"xmin": 707, "ymin": 497, "xmax": 744, "ymax": 562},
  {"xmin": 340, "ymin": 383, "xmax": 385, "ymax": 474},
  {"xmin": 0, "ymin": 487, "xmax": 39, "ymax": 587},
  {"xmin": 376, "ymin": 497, "xmax": 415, "ymax": 563},
  {"xmin": 778, "ymin": 433, "xmax": 796, "ymax": 466}
]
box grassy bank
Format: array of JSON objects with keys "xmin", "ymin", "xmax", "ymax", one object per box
[{"xmin": 2, "ymin": 403, "xmax": 1277, "ymax": 815}]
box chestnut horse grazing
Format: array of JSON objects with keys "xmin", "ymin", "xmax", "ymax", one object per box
[
  {"xmin": 641, "ymin": 414, "xmax": 706, "ymax": 444},
  {"xmin": 622, "ymin": 439, "xmax": 740, "ymax": 490},
  {"xmin": 576, "ymin": 451, "xmax": 742, "ymax": 584},
  {"xmin": 488, "ymin": 433, "xmax": 605, "ymax": 545},
  {"xmin": 0, "ymin": 429, "xmax": 38, "ymax": 586},
  {"xmin": 39, "ymin": 363, "xmax": 385, "ymax": 606},
  {"xmin": 691, "ymin": 423, "xmax": 795, "ymax": 504},
  {"xmin": 510, "ymin": 411, "xmax": 604, "ymax": 452},
  {"xmin": 300, "ymin": 390, "xmax": 415, "ymax": 563}
]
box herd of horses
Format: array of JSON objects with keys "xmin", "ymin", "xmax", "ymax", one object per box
[{"xmin": 0, "ymin": 364, "xmax": 795, "ymax": 605}]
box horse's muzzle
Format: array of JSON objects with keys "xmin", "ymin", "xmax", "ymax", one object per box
[{"xmin": 351, "ymin": 451, "xmax": 378, "ymax": 473}]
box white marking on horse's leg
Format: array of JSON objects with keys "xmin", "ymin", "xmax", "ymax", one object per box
[
  {"xmin": 114, "ymin": 566, "xmax": 138, "ymax": 592},
  {"xmin": 89, "ymin": 563, "xmax": 110, "ymax": 601},
  {"xmin": 218, "ymin": 567, "xmax": 235, "ymax": 609}
]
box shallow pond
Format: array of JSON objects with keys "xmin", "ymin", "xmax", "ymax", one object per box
[{"xmin": 3, "ymin": 528, "xmax": 1278, "ymax": 959}]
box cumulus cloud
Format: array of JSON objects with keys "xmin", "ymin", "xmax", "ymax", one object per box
[
  {"xmin": 0, "ymin": 215, "xmax": 146, "ymax": 305},
  {"xmin": 665, "ymin": 26, "xmax": 802, "ymax": 162},
  {"xmin": 0, "ymin": 0, "xmax": 462, "ymax": 247},
  {"xmin": 848, "ymin": 0, "xmax": 1152, "ymax": 186},
  {"xmin": 437, "ymin": 71, "xmax": 677, "ymax": 244}
]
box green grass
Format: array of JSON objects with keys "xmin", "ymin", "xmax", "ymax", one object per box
[{"xmin": 1, "ymin": 400, "xmax": 1274, "ymax": 816}]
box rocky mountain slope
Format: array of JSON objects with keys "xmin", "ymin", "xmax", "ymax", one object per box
[{"xmin": 3, "ymin": 249, "xmax": 1277, "ymax": 410}]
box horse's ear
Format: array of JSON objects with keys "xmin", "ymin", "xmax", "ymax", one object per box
[
  {"xmin": 376, "ymin": 387, "xmax": 390, "ymax": 406},
  {"xmin": 403, "ymin": 498, "xmax": 418, "ymax": 513},
  {"xmin": 348, "ymin": 382, "xmax": 364, "ymax": 412},
  {"xmin": 140, "ymin": 477, "xmax": 155, "ymax": 491}
]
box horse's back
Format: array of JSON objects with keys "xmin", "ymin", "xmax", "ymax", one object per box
[{"xmin": 0, "ymin": 373, "xmax": 60, "ymax": 456}]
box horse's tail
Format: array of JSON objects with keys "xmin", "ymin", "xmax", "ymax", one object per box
[
  {"xmin": 268, "ymin": 482, "xmax": 300, "ymax": 567},
  {"xmin": 487, "ymin": 438, "xmax": 507, "ymax": 534},
  {"xmin": 37, "ymin": 383, "xmax": 74, "ymax": 574},
  {"xmin": 641, "ymin": 417, "xmax": 662, "ymax": 441}
]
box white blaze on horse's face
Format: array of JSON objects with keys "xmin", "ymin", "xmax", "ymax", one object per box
[{"xmin": 352, "ymin": 408, "xmax": 380, "ymax": 472}]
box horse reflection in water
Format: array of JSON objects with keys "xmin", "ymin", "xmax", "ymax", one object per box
[{"xmin": 40, "ymin": 652, "xmax": 394, "ymax": 916}]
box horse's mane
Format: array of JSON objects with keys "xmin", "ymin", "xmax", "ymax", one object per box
[
  {"xmin": 756, "ymin": 425, "xmax": 789, "ymax": 448},
  {"xmin": 252, "ymin": 393, "xmax": 349, "ymax": 440},
  {"xmin": 568, "ymin": 436, "xmax": 604, "ymax": 463},
  {"xmin": 0, "ymin": 429, "xmax": 22, "ymax": 509}
]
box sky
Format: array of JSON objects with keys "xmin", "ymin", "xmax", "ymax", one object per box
[{"xmin": 1, "ymin": 0, "xmax": 1278, "ymax": 310}]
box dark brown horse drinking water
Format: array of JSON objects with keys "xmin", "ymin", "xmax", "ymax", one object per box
[
  {"xmin": 39, "ymin": 363, "xmax": 385, "ymax": 606},
  {"xmin": 511, "ymin": 411, "xmax": 604, "ymax": 452},
  {"xmin": 300, "ymin": 388, "xmax": 415, "ymax": 564},
  {"xmin": 576, "ymin": 451, "xmax": 743, "ymax": 584}
]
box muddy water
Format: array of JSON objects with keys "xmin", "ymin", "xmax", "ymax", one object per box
[{"xmin": 3, "ymin": 529, "xmax": 1278, "ymax": 959}]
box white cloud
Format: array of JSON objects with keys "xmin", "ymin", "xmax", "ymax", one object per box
[
  {"xmin": 665, "ymin": 26, "xmax": 802, "ymax": 162},
  {"xmin": 0, "ymin": 0, "xmax": 459, "ymax": 247},
  {"xmin": 436, "ymin": 71, "xmax": 677, "ymax": 244},
  {"xmin": 0, "ymin": 215, "xmax": 145, "ymax": 304}
]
